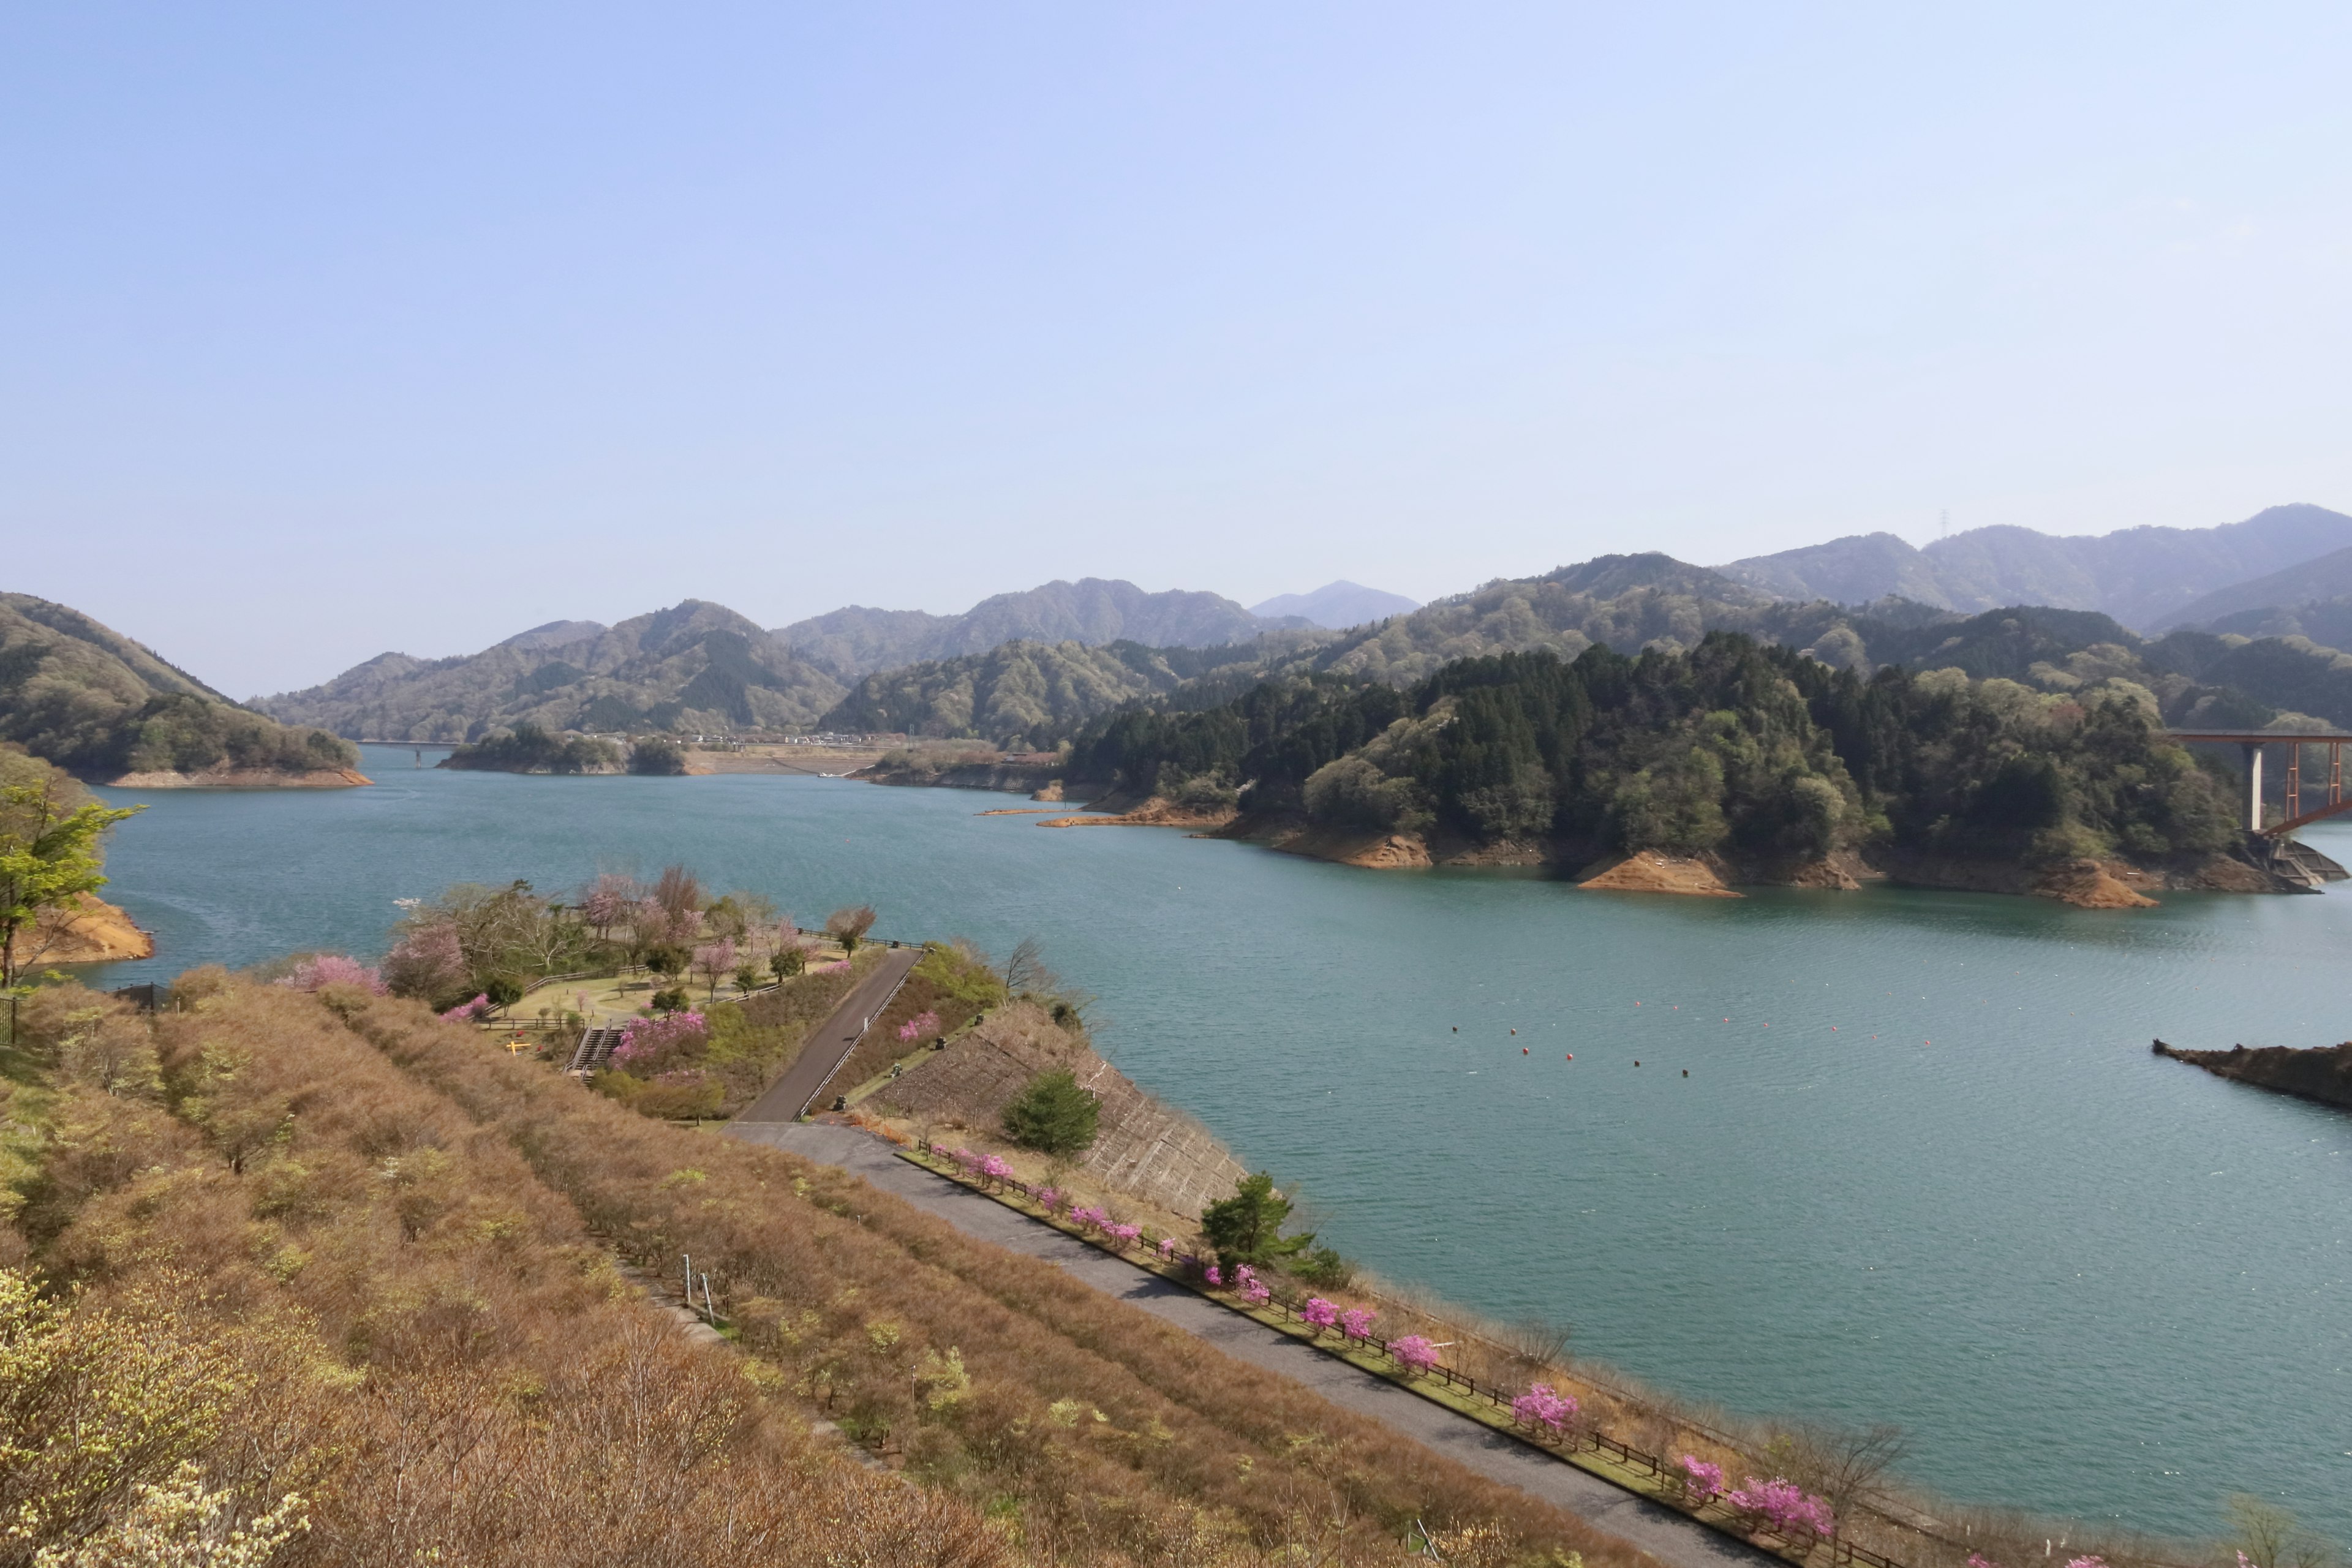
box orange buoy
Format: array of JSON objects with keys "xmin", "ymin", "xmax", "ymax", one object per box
[
  {"xmin": 1565, "ymin": 1053, "xmax": 1574, "ymax": 1061},
  {"xmin": 1522, "ymin": 1046, "xmax": 1529, "ymax": 1055}
]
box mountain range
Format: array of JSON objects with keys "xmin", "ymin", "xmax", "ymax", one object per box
[
  {"xmin": 258, "ymin": 601, "xmax": 847, "ymax": 743},
  {"xmin": 774, "ymin": 578, "xmax": 1308, "ymax": 678},
  {"xmin": 238, "ymin": 501, "xmax": 2352, "ymax": 748},
  {"xmin": 1718, "ymin": 503, "xmax": 2352, "ymax": 630}
]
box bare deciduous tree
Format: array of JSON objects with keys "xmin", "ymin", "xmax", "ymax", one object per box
[
  {"xmin": 2231, "ymin": 1496, "xmax": 2340, "ymax": 1568},
  {"xmin": 826, "ymin": 905, "xmax": 878, "ymax": 955},
  {"xmin": 1768, "ymin": 1423, "xmax": 1910, "ymax": 1522}
]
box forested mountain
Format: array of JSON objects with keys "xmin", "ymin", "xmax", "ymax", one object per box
[
  {"xmin": 258, "ymin": 600, "xmax": 846, "ymax": 742},
  {"xmin": 0, "ymin": 593, "xmax": 357, "ymax": 780},
  {"xmin": 816, "ymin": 634, "xmax": 1330, "ymax": 748},
  {"xmin": 1069, "ymin": 634, "xmax": 2241, "ymax": 871},
  {"xmin": 1248, "ymin": 581, "xmax": 1420, "ymax": 629},
  {"xmin": 775, "ymin": 578, "xmax": 1302, "ymax": 677},
  {"xmin": 1719, "ymin": 504, "xmax": 2352, "ymax": 630}
]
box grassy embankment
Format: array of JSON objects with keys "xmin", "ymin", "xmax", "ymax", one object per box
[
  {"xmin": 2, "ymin": 974, "xmax": 1648, "ymax": 1568},
  {"xmin": 0, "ymin": 977, "xmax": 995, "ymax": 1567}
]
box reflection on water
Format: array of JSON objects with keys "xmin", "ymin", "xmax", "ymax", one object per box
[{"xmin": 86, "ymin": 751, "xmax": 2352, "ymax": 1539}]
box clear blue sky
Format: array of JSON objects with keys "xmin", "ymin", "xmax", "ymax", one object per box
[{"xmin": 6, "ymin": 3, "xmax": 2348, "ymax": 696}]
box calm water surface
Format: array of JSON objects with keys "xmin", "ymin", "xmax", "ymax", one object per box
[{"xmin": 86, "ymin": 749, "xmax": 2352, "ymax": 1540}]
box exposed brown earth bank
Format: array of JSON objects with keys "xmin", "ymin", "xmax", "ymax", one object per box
[
  {"xmin": 2155, "ymin": 1038, "xmax": 2352, "ymax": 1112},
  {"xmin": 1036, "ymin": 795, "xmax": 1237, "ymax": 830},
  {"xmin": 1200, "ymin": 809, "xmax": 2314, "ymax": 908},
  {"xmin": 105, "ymin": 765, "xmax": 372, "ymax": 788},
  {"xmin": 8, "ymin": 892, "xmax": 153, "ymax": 965}
]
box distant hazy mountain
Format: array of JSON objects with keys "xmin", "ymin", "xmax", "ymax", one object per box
[
  {"xmin": 501, "ymin": 619, "xmax": 609, "ymax": 652},
  {"xmin": 1247, "ymin": 581, "xmax": 1420, "ymax": 630},
  {"xmin": 775, "ymin": 578, "xmax": 1295, "ymax": 677},
  {"xmin": 1719, "ymin": 504, "xmax": 2352, "ymax": 630},
  {"xmin": 769, "ymin": 607, "xmax": 954, "ymax": 679},
  {"xmin": 2154, "ymin": 543, "xmax": 2352, "ymax": 633},
  {"xmin": 259, "ymin": 600, "xmax": 846, "ymax": 741}
]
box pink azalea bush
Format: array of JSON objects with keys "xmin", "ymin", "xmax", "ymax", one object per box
[
  {"xmin": 1035, "ymin": 1186, "xmax": 1064, "ymax": 1213},
  {"xmin": 440, "ymin": 993, "xmax": 492, "ymax": 1022},
  {"xmin": 897, "ymin": 1009, "xmax": 942, "ymax": 1043},
  {"xmin": 1069, "ymin": 1205, "xmax": 1108, "ymax": 1233},
  {"xmin": 1104, "ymin": 1222, "xmax": 1142, "ymax": 1250},
  {"xmin": 1156, "ymin": 1237, "xmax": 1177, "ymax": 1261},
  {"xmin": 278, "ymin": 954, "xmax": 387, "ymax": 994},
  {"xmin": 979, "ymin": 1154, "xmax": 1014, "ymax": 1182},
  {"xmin": 1204, "ymin": 1264, "xmax": 1223, "ymax": 1287},
  {"xmin": 611, "ymin": 1011, "xmax": 707, "ymax": 1071},
  {"xmin": 1512, "ymin": 1383, "xmax": 1578, "ymax": 1436},
  {"xmin": 1726, "ymin": 1477, "xmax": 1835, "ymax": 1539},
  {"xmin": 1302, "ymin": 1297, "xmax": 1339, "ymax": 1330},
  {"xmin": 1391, "ymin": 1336, "xmax": 1439, "ymax": 1374},
  {"xmin": 1679, "ymin": 1456, "xmax": 1726, "ymax": 1503},
  {"xmin": 1231, "ymin": 1264, "xmax": 1271, "ymax": 1304},
  {"xmin": 1338, "ymin": 1307, "xmax": 1376, "ymax": 1341}
]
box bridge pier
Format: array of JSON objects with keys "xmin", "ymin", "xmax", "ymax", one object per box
[{"xmin": 2243, "ymin": 742, "xmax": 2264, "ymax": 832}]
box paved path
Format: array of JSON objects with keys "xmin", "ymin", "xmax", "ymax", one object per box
[
  {"xmin": 733, "ymin": 948, "xmax": 922, "ymax": 1123},
  {"xmin": 724, "ymin": 1121, "xmax": 1772, "ymax": 1568}
]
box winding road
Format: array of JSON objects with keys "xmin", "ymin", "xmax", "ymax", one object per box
[
  {"xmin": 733, "ymin": 946, "xmax": 922, "ymax": 1123},
  {"xmin": 723, "ymin": 1120, "xmax": 1773, "ymax": 1568}
]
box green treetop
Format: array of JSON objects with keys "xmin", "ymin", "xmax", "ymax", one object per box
[
  {"xmin": 0, "ymin": 748, "xmax": 142, "ymax": 994},
  {"xmin": 1199, "ymin": 1172, "xmax": 1315, "ymax": 1270}
]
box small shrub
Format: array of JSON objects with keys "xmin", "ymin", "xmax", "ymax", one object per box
[{"xmin": 1001, "ymin": 1069, "xmax": 1099, "ymax": 1156}]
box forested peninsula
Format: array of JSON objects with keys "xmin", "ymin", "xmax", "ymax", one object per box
[
  {"xmin": 1041, "ymin": 632, "xmax": 2278, "ymax": 905},
  {"xmin": 0, "ymin": 593, "xmax": 363, "ymax": 787}
]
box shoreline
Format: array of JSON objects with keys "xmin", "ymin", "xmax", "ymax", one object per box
[{"xmin": 895, "ymin": 775, "xmax": 2316, "ymax": 910}]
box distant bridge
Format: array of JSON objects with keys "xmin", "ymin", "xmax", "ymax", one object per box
[{"xmin": 2165, "ymin": 731, "xmax": 2352, "ymax": 836}]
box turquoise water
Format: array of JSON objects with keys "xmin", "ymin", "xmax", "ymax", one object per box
[{"xmin": 85, "ymin": 748, "xmax": 2352, "ymax": 1542}]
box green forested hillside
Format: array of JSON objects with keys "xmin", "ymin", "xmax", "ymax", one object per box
[
  {"xmin": 777, "ymin": 578, "xmax": 1298, "ymax": 676},
  {"xmin": 258, "ymin": 600, "xmax": 846, "ymax": 741},
  {"xmin": 1071, "ymin": 633, "xmax": 2240, "ymax": 867},
  {"xmin": 0, "ymin": 593, "xmax": 356, "ymax": 778},
  {"xmin": 817, "ymin": 633, "xmax": 1331, "ymax": 747}
]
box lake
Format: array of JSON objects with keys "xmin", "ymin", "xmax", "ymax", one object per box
[{"xmin": 83, "ymin": 747, "xmax": 2352, "ymax": 1542}]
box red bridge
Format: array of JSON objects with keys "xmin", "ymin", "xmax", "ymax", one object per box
[{"xmin": 2165, "ymin": 730, "xmax": 2352, "ymax": 836}]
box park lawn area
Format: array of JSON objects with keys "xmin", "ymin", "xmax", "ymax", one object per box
[{"xmin": 505, "ymin": 939, "xmax": 861, "ymax": 1028}]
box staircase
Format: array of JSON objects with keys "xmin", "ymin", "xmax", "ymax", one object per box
[
  {"xmin": 2250, "ymin": 834, "xmax": 2343, "ymax": 892},
  {"xmin": 567, "ymin": 1027, "xmax": 627, "ymax": 1074}
]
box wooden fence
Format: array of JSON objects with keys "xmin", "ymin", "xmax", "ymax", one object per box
[{"xmin": 913, "ymin": 1139, "xmax": 1913, "ymax": 1568}]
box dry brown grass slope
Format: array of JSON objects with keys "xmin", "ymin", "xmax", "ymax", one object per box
[{"xmin": 339, "ymin": 984, "xmax": 1653, "ymax": 1568}]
